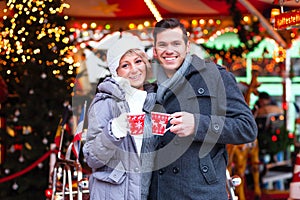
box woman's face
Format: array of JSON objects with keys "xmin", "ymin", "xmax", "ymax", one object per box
[{"xmin": 117, "ymin": 52, "xmax": 147, "ymax": 90}]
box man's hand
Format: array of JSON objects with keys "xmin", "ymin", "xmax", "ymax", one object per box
[{"xmin": 169, "ymin": 112, "xmax": 195, "ymax": 137}]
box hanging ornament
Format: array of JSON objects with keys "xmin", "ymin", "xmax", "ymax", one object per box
[
  {"xmin": 14, "ymin": 109, "xmax": 20, "ymax": 116},
  {"xmin": 14, "ymin": 144, "xmax": 23, "ymax": 151},
  {"xmin": 41, "ymin": 73, "xmax": 47, "ymax": 79},
  {"xmin": 46, "ymin": 131, "xmax": 51, "ymax": 136},
  {"xmin": 57, "ymin": 75, "xmax": 63, "ymax": 80},
  {"xmin": 6, "ymin": 126, "xmax": 16, "ymax": 137},
  {"xmin": 42, "ymin": 137, "xmax": 48, "ymax": 144},
  {"xmin": 22, "ymin": 126, "xmax": 32, "ymax": 135},
  {"xmin": 8, "ymin": 145, "xmax": 15, "ymax": 153},
  {"xmin": 4, "ymin": 168, "xmax": 10, "ymax": 174},
  {"xmin": 38, "ymin": 162, "xmax": 43, "ymax": 168},
  {"xmin": 24, "ymin": 142, "xmax": 32, "ymax": 150},
  {"xmin": 45, "ymin": 188, "xmax": 52, "ymax": 198},
  {"xmin": 13, "ymin": 116, "xmax": 18, "ymax": 122},
  {"xmin": 12, "ymin": 182, "xmax": 19, "ymax": 190},
  {"xmin": 18, "ymin": 155, "xmax": 24, "ymax": 163},
  {"xmin": 29, "ymin": 89, "xmax": 34, "ymax": 94}
]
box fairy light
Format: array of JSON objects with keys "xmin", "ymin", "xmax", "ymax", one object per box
[
  {"xmin": 128, "ymin": 23, "xmax": 136, "ymax": 29},
  {"xmin": 144, "ymin": 21, "xmax": 150, "ymax": 27},
  {"xmin": 137, "ymin": 24, "xmax": 144, "ymax": 30},
  {"xmin": 144, "ymin": 0, "xmax": 162, "ymax": 22},
  {"xmin": 199, "ymin": 19, "xmax": 206, "ymax": 26}
]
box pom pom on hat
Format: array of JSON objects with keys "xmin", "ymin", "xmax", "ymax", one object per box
[{"xmin": 107, "ymin": 35, "xmax": 144, "ymax": 77}]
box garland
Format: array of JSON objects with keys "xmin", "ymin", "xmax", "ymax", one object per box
[
  {"xmin": 0, "ymin": 150, "xmax": 55, "ymax": 183},
  {"xmin": 203, "ymin": 0, "xmax": 261, "ymax": 60}
]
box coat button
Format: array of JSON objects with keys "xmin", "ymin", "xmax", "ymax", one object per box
[
  {"xmin": 134, "ymin": 167, "xmax": 139, "ymax": 172},
  {"xmin": 213, "ymin": 124, "xmax": 220, "ymax": 131},
  {"xmin": 172, "ymin": 167, "xmax": 179, "ymax": 174},
  {"xmin": 159, "ymin": 141, "xmax": 166, "ymax": 148},
  {"xmin": 201, "ymin": 165, "xmax": 209, "ymax": 173},
  {"xmin": 197, "ymin": 88, "xmax": 205, "ymax": 94},
  {"xmin": 158, "ymin": 169, "xmax": 165, "ymax": 175}
]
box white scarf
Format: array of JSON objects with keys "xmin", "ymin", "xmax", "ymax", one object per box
[{"xmin": 115, "ymin": 77, "xmax": 147, "ymax": 156}]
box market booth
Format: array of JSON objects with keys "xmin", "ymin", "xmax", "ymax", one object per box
[{"xmin": 1, "ymin": 0, "xmax": 300, "ymax": 200}]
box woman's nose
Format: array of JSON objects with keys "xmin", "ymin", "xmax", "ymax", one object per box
[{"xmin": 130, "ymin": 65, "xmax": 139, "ymax": 72}]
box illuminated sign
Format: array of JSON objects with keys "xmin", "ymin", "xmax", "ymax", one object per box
[{"xmin": 274, "ymin": 10, "xmax": 300, "ymax": 29}]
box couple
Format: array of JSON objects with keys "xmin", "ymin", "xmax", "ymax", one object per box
[{"xmin": 83, "ymin": 18, "xmax": 258, "ymax": 200}]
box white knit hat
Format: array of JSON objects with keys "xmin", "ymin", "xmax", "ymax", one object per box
[{"xmin": 107, "ymin": 35, "xmax": 144, "ymax": 77}]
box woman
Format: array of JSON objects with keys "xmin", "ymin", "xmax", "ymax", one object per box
[{"xmin": 83, "ymin": 35, "xmax": 157, "ymax": 200}]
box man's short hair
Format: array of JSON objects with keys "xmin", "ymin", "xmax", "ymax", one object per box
[{"xmin": 259, "ymin": 91, "xmax": 270, "ymax": 100}]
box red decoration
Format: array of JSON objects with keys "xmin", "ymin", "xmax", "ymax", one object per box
[
  {"xmin": 271, "ymin": 135, "xmax": 278, "ymax": 142},
  {"xmin": 0, "ymin": 117, "xmax": 6, "ymax": 129},
  {"xmin": 14, "ymin": 144, "xmax": 23, "ymax": 151},
  {"xmin": 0, "ymin": 140, "xmax": 5, "ymax": 165},
  {"xmin": 44, "ymin": 188, "xmax": 52, "ymax": 198},
  {"xmin": 275, "ymin": 10, "xmax": 300, "ymax": 30},
  {"xmin": 276, "ymin": 129, "xmax": 281, "ymax": 134},
  {"xmin": 288, "ymin": 132, "xmax": 294, "ymax": 139}
]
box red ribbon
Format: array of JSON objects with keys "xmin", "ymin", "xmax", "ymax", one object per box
[{"xmin": 0, "ymin": 150, "xmax": 56, "ymax": 183}]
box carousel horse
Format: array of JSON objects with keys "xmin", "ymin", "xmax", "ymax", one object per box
[{"xmin": 227, "ymin": 70, "xmax": 262, "ymax": 200}]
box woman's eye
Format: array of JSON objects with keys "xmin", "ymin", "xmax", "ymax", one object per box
[
  {"xmin": 136, "ymin": 59, "xmax": 143, "ymax": 64},
  {"xmin": 121, "ymin": 63, "xmax": 128, "ymax": 68}
]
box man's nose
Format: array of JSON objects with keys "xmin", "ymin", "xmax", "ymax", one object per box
[{"xmin": 165, "ymin": 44, "xmax": 176, "ymax": 51}]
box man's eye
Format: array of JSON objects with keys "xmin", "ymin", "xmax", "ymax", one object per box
[{"xmin": 158, "ymin": 43, "xmax": 167, "ymax": 48}]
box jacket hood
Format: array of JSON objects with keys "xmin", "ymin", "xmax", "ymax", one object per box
[{"xmin": 96, "ymin": 77, "xmax": 125, "ymax": 101}]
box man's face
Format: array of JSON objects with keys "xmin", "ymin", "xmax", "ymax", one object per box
[{"xmin": 153, "ymin": 27, "xmax": 190, "ymax": 78}]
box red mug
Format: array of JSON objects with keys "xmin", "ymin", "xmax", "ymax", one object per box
[
  {"xmin": 127, "ymin": 112, "xmax": 145, "ymax": 135},
  {"xmin": 151, "ymin": 112, "xmax": 172, "ymax": 136}
]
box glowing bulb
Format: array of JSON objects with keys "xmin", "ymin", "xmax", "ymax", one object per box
[
  {"xmin": 144, "ymin": 21, "xmax": 150, "ymax": 27},
  {"xmin": 82, "ymin": 23, "xmax": 88, "ymax": 29},
  {"xmin": 128, "ymin": 23, "xmax": 136, "ymax": 29},
  {"xmin": 90, "ymin": 22, "xmax": 97, "ymax": 29}
]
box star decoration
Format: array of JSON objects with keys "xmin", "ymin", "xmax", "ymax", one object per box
[{"xmin": 92, "ymin": 2, "xmax": 120, "ymax": 14}]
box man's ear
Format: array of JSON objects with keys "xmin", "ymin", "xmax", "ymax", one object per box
[
  {"xmin": 186, "ymin": 41, "xmax": 191, "ymax": 53},
  {"xmin": 153, "ymin": 47, "xmax": 158, "ymax": 58}
]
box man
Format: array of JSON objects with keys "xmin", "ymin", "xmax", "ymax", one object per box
[
  {"xmin": 254, "ymin": 91, "xmax": 283, "ymax": 117},
  {"xmin": 149, "ymin": 18, "xmax": 257, "ymax": 200}
]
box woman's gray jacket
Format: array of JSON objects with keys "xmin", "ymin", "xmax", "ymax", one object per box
[{"xmin": 83, "ymin": 77, "xmax": 157, "ymax": 200}]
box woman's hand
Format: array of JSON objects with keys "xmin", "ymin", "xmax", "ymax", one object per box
[{"xmin": 111, "ymin": 113, "xmax": 129, "ymax": 139}]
